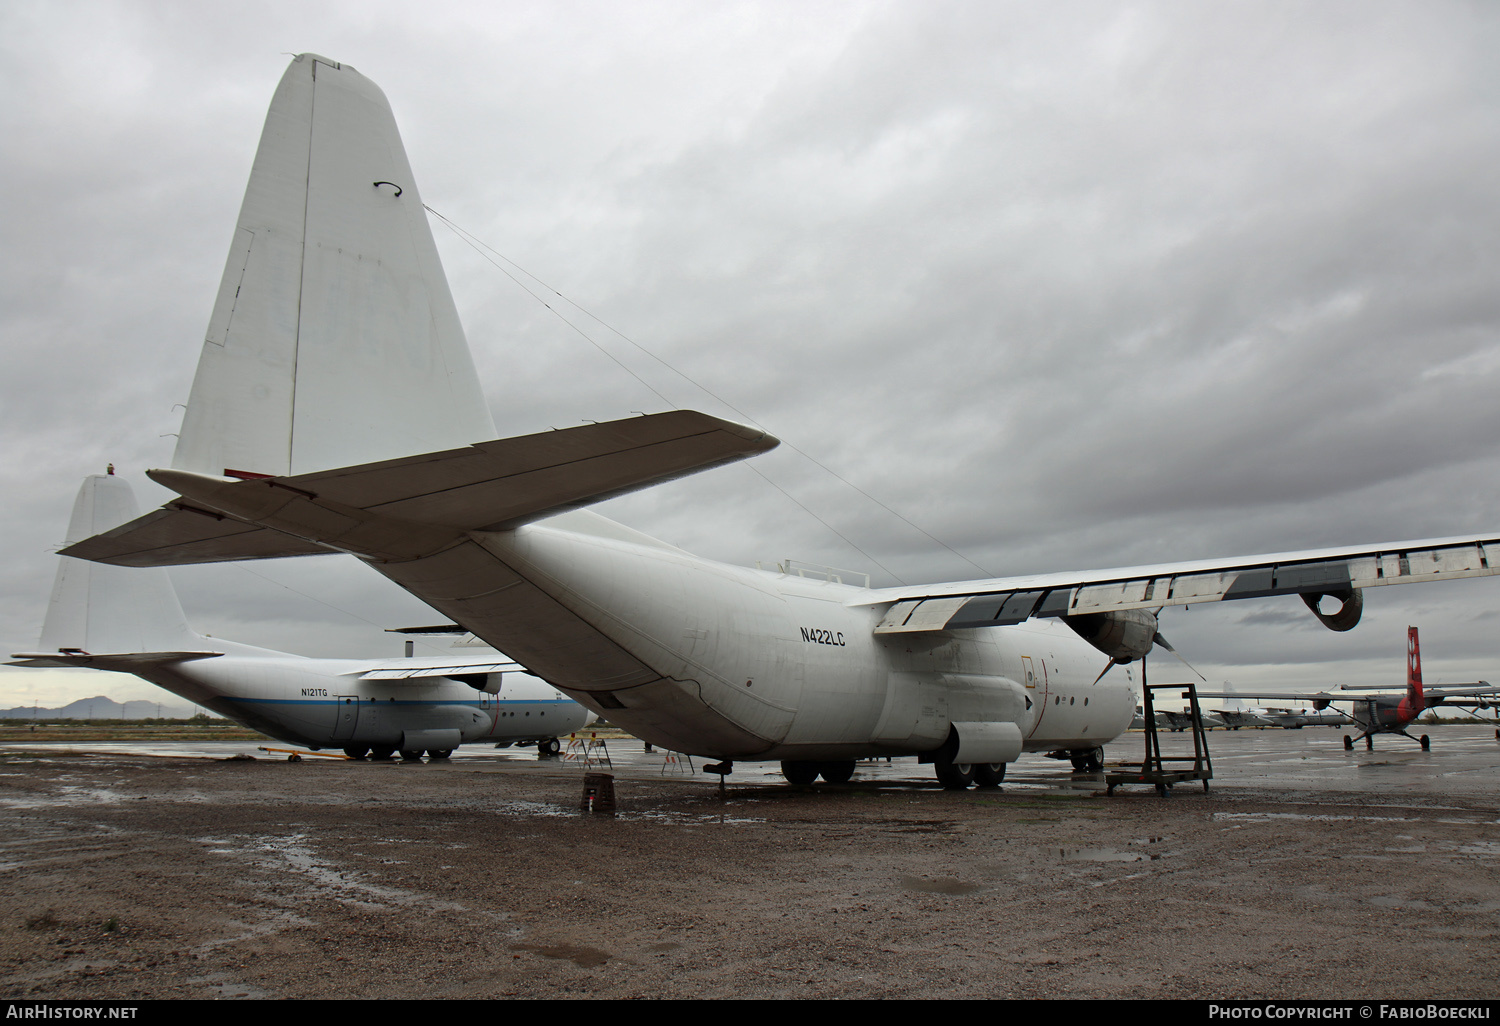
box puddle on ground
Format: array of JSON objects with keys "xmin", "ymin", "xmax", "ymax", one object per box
[
  {"xmin": 511, "ymin": 942, "xmax": 612, "ymax": 968},
  {"xmin": 1059, "ymin": 847, "xmax": 1146, "ymax": 863},
  {"xmin": 901, "ymin": 875, "xmax": 980, "ymax": 895},
  {"xmin": 199, "ymin": 832, "xmax": 480, "ymax": 917},
  {"xmin": 1369, "ymin": 895, "xmax": 1436, "ymax": 911}
]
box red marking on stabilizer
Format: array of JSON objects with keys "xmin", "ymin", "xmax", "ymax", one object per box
[
  {"xmin": 223, "ymin": 468, "xmax": 274, "ymax": 480},
  {"xmin": 1408, "ymin": 626, "xmax": 1423, "ymax": 689},
  {"xmin": 1401, "ymin": 625, "xmax": 1425, "ymax": 720}
]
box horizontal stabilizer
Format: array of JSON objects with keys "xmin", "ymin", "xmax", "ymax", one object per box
[
  {"xmin": 63, "ymin": 411, "xmax": 778, "ymax": 568},
  {"xmin": 61, "ymin": 506, "xmax": 335, "ymax": 567},
  {"xmin": 8, "ymin": 651, "xmax": 223, "ymax": 670}
]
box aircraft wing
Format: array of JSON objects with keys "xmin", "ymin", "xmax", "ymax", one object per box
[
  {"xmin": 1196, "ymin": 685, "xmax": 1500, "ymax": 703},
  {"xmin": 351, "ymin": 659, "xmax": 518, "ymax": 681},
  {"xmin": 857, "ymin": 534, "xmax": 1500, "ymax": 633},
  {"xmin": 1196, "ymin": 691, "xmax": 1372, "ymax": 702}
]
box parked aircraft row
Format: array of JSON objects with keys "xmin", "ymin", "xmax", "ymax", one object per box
[
  {"xmin": 24, "ymin": 54, "xmax": 1500, "ymax": 786},
  {"xmin": 1200, "ymin": 627, "xmax": 1496, "ymax": 751},
  {"xmin": 1138, "ymin": 629, "xmax": 1499, "ymax": 749}
]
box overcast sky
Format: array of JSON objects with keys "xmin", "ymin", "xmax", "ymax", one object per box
[{"xmin": 4, "ymin": 0, "xmax": 1500, "ymax": 708}]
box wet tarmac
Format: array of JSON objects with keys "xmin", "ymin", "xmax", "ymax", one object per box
[
  {"xmin": 7, "ymin": 722, "xmax": 1500, "ymax": 799},
  {"xmin": 4, "ymin": 723, "xmax": 1500, "ymax": 998}
]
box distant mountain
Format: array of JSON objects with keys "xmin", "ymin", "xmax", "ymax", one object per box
[{"xmin": 0, "ymin": 695, "xmax": 220, "ymax": 720}]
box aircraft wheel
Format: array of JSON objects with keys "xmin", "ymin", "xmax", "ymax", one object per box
[
  {"xmin": 1156, "ymin": 782, "xmax": 1172, "ymax": 797},
  {"xmin": 537, "ymin": 737, "xmax": 561, "ymax": 757},
  {"xmin": 1365, "ymin": 735, "xmax": 1373, "ymax": 751},
  {"xmin": 1420, "ymin": 735, "xmax": 1430, "ymax": 751},
  {"xmin": 369, "ymin": 746, "xmax": 396, "ymax": 761},
  {"xmin": 934, "ymin": 756, "xmax": 974, "ymax": 790},
  {"xmin": 973, "ymin": 763, "xmax": 1006, "ymax": 788},
  {"xmin": 1343, "ymin": 735, "xmax": 1353, "ymax": 751},
  {"xmin": 1071, "ymin": 747, "xmax": 1105, "ymax": 773},
  {"xmin": 818, "ymin": 760, "xmax": 856, "ymax": 784},
  {"xmin": 781, "ymin": 761, "xmax": 819, "ymax": 785},
  {"xmin": 399, "ymin": 749, "xmax": 424, "ymax": 761},
  {"xmin": 342, "ymin": 746, "xmax": 369, "ymax": 760},
  {"xmin": 427, "ymin": 749, "xmax": 453, "ymax": 760}
]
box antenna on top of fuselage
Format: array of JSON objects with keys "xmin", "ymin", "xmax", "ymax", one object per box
[{"xmin": 172, "ymin": 53, "xmax": 495, "ymax": 481}]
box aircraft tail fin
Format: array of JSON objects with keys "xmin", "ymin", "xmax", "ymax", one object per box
[
  {"xmin": 1407, "ymin": 625, "xmax": 1424, "ymax": 706},
  {"xmin": 34, "ymin": 473, "xmax": 201, "ymax": 655},
  {"xmin": 172, "ymin": 53, "xmax": 495, "ymax": 481}
]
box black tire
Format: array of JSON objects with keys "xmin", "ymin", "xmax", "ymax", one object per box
[
  {"xmin": 1070, "ymin": 747, "xmax": 1104, "ymax": 773},
  {"xmin": 369, "ymin": 746, "xmax": 396, "ymax": 761},
  {"xmin": 342, "ymin": 746, "xmax": 369, "ymax": 760},
  {"xmin": 818, "ymin": 760, "xmax": 856, "ymax": 784},
  {"xmin": 399, "ymin": 749, "xmax": 424, "ymax": 761},
  {"xmin": 934, "ymin": 755, "xmax": 974, "ymax": 790},
  {"xmin": 537, "ymin": 737, "xmax": 561, "ymax": 757},
  {"xmin": 1343, "ymin": 735, "xmax": 1353, "ymax": 751},
  {"xmin": 973, "ymin": 763, "xmax": 1006, "ymax": 788},
  {"xmin": 781, "ymin": 761, "xmax": 819, "ymax": 785},
  {"xmin": 1420, "ymin": 735, "xmax": 1430, "ymax": 751},
  {"xmin": 427, "ymin": 749, "xmax": 453, "ymax": 759}
]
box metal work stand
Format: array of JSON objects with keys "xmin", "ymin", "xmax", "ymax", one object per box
[{"xmin": 1105, "ymin": 656, "xmax": 1213, "ymax": 797}]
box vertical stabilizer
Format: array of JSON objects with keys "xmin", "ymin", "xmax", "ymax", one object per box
[
  {"xmin": 39, "ymin": 474, "xmax": 198, "ymax": 654},
  {"xmin": 1219, "ymin": 680, "xmax": 1245, "ymax": 712},
  {"xmin": 173, "ymin": 53, "xmax": 495, "ymax": 479},
  {"xmin": 1406, "ymin": 625, "xmax": 1424, "ymax": 706}
]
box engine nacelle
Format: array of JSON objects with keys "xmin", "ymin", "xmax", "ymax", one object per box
[
  {"xmin": 1063, "ymin": 609, "xmax": 1158, "ymax": 663},
  {"xmin": 1300, "ymin": 587, "xmax": 1363, "ymax": 632}
]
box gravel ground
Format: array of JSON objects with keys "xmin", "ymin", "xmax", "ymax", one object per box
[{"xmin": 2, "ymin": 749, "xmax": 1498, "ymax": 1000}]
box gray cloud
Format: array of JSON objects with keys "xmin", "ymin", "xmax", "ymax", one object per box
[{"xmin": 4, "ymin": 1, "xmax": 1499, "ymax": 706}]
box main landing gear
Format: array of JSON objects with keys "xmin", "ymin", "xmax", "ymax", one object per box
[
  {"xmin": 780, "ymin": 760, "xmax": 857, "ymax": 785},
  {"xmin": 1344, "ymin": 731, "xmax": 1429, "ymax": 751},
  {"xmin": 1070, "ymin": 747, "xmax": 1105, "ymax": 773},
  {"xmin": 341, "ymin": 746, "xmax": 455, "ymax": 761}
]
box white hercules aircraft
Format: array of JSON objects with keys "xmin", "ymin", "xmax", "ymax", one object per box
[
  {"xmin": 57, "ymin": 54, "xmax": 1500, "ymax": 788},
  {"xmin": 12, "ymin": 469, "xmax": 593, "ymax": 760}
]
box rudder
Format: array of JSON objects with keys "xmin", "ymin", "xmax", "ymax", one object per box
[
  {"xmin": 38, "ymin": 473, "xmax": 199, "ymax": 655},
  {"xmin": 172, "ymin": 53, "xmax": 495, "ymax": 481}
]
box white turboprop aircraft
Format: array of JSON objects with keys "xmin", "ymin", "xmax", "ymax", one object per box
[
  {"xmin": 1210, "ymin": 681, "xmax": 1346, "ymax": 731},
  {"xmin": 13, "ymin": 469, "xmax": 593, "ymax": 760},
  {"xmin": 59, "ymin": 54, "xmax": 1500, "ymax": 788}
]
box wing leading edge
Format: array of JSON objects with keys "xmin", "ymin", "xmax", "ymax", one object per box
[{"xmin": 860, "ymin": 535, "xmax": 1500, "ymax": 634}]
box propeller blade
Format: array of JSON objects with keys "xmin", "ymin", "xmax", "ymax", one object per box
[
  {"xmin": 1153, "ymin": 632, "xmax": 1207, "ymax": 682},
  {"xmin": 1091, "ymin": 658, "xmax": 1120, "ymax": 686}
]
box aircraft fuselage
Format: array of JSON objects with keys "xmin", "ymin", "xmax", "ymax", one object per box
[
  {"xmin": 371, "ymin": 516, "xmax": 1136, "ymax": 762},
  {"xmin": 129, "ymin": 651, "xmax": 590, "ymax": 751}
]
